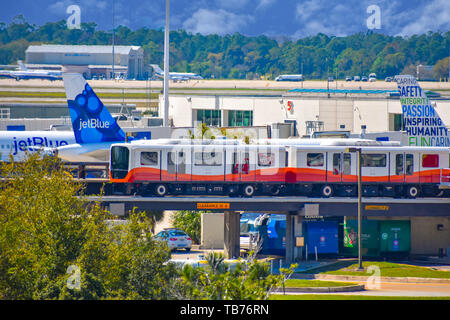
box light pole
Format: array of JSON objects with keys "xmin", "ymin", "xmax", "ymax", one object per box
[
  {"xmin": 347, "ymin": 147, "xmax": 363, "ymax": 271},
  {"xmin": 112, "ymin": 0, "xmax": 115, "ymax": 80},
  {"xmin": 163, "ymin": 0, "xmax": 170, "ymax": 127}
]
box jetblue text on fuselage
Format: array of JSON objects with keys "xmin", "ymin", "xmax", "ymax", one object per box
[
  {"xmin": 78, "ymin": 119, "xmax": 110, "ymax": 131},
  {"xmin": 12, "ymin": 137, "xmax": 69, "ymax": 155}
]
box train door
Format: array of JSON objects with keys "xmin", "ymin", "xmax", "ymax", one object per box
[
  {"xmin": 390, "ymin": 153, "xmax": 418, "ymax": 183},
  {"xmin": 161, "ymin": 150, "xmax": 176, "ymax": 181},
  {"xmin": 328, "ymin": 152, "xmax": 354, "ymax": 183},
  {"xmin": 176, "ymin": 150, "xmax": 188, "ymax": 181}
]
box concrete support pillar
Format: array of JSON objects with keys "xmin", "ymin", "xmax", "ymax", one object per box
[
  {"xmin": 294, "ymin": 215, "xmax": 303, "ymax": 260},
  {"xmin": 224, "ymin": 211, "xmax": 240, "ymax": 259},
  {"xmin": 285, "ymin": 212, "xmax": 297, "ymax": 264}
]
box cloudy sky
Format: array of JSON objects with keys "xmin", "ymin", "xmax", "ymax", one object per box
[{"xmin": 1, "ymin": 0, "xmax": 449, "ymax": 38}]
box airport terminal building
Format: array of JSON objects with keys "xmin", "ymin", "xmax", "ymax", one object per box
[
  {"xmin": 25, "ymin": 45, "xmax": 144, "ymax": 80},
  {"xmin": 161, "ymin": 89, "xmax": 450, "ymax": 139}
]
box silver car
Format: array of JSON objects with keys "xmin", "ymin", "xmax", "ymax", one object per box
[{"xmin": 155, "ymin": 228, "xmax": 192, "ymax": 252}]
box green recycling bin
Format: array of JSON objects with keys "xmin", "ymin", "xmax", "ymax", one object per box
[{"xmin": 379, "ymin": 220, "xmax": 411, "ymax": 255}]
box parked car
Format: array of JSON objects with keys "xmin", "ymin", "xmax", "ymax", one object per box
[
  {"xmin": 353, "ymin": 76, "xmax": 361, "ymax": 81},
  {"xmin": 369, "ymin": 77, "xmax": 376, "ymax": 82},
  {"xmin": 345, "ymin": 76, "xmax": 352, "ymax": 81},
  {"xmin": 327, "ymin": 77, "xmax": 334, "ymax": 82},
  {"xmin": 155, "ymin": 228, "xmax": 192, "ymax": 251},
  {"xmin": 385, "ymin": 77, "xmax": 393, "ymax": 82},
  {"xmin": 361, "ymin": 76, "xmax": 368, "ymax": 82}
]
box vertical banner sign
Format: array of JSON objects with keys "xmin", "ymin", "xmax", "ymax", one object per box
[{"xmin": 395, "ymin": 75, "xmax": 449, "ymax": 147}]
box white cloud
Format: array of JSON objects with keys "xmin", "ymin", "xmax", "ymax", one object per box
[
  {"xmin": 256, "ymin": 0, "xmax": 276, "ymax": 10},
  {"xmin": 215, "ymin": 0, "xmax": 250, "ymax": 10},
  {"xmin": 183, "ymin": 9, "xmax": 253, "ymax": 35},
  {"xmin": 294, "ymin": 1, "xmax": 360, "ymax": 37},
  {"xmin": 395, "ymin": 0, "xmax": 450, "ymax": 36},
  {"xmin": 48, "ymin": 0, "xmax": 108, "ymax": 15}
]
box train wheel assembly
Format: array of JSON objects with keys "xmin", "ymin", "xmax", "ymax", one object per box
[
  {"xmin": 321, "ymin": 185, "xmax": 334, "ymax": 197},
  {"xmin": 406, "ymin": 185, "xmax": 419, "ymax": 198},
  {"xmin": 227, "ymin": 185, "xmax": 239, "ymax": 197},
  {"xmin": 242, "ymin": 184, "xmax": 255, "ymax": 197},
  {"xmin": 269, "ymin": 185, "xmax": 281, "ymax": 196},
  {"xmin": 155, "ymin": 184, "xmax": 168, "ymax": 197}
]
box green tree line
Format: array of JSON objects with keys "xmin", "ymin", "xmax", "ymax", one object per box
[{"xmin": 1, "ymin": 15, "xmax": 449, "ymax": 80}]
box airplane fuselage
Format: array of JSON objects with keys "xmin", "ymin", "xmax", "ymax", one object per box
[{"xmin": 0, "ymin": 131, "xmax": 75, "ymax": 162}]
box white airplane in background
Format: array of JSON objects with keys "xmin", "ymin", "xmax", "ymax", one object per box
[
  {"xmin": 275, "ymin": 74, "xmax": 304, "ymax": 81},
  {"xmin": 0, "ymin": 61, "xmax": 62, "ymax": 81},
  {"xmin": 150, "ymin": 64, "xmax": 203, "ymax": 81}
]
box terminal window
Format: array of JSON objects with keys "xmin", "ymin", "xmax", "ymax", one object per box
[
  {"xmin": 196, "ymin": 109, "xmax": 221, "ymax": 127},
  {"xmin": 228, "ymin": 110, "xmax": 253, "ymax": 127}
]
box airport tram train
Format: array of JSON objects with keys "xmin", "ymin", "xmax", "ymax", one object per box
[{"xmin": 109, "ymin": 139, "xmax": 450, "ymax": 198}]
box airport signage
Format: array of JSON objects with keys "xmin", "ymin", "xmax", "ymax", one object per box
[
  {"xmin": 197, "ymin": 203, "xmax": 230, "ymax": 210},
  {"xmin": 397, "ymin": 75, "xmax": 449, "ymax": 147},
  {"xmin": 365, "ymin": 205, "xmax": 389, "ymax": 211}
]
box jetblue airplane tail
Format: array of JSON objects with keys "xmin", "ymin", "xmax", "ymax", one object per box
[
  {"xmin": 150, "ymin": 64, "xmax": 164, "ymax": 75},
  {"xmin": 395, "ymin": 75, "xmax": 449, "ymax": 147},
  {"xmin": 63, "ymin": 73, "xmax": 126, "ymax": 144}
]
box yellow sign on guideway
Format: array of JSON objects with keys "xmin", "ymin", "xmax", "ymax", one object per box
[
  {"xmin": 365, "ymin": 205, "xmax": 389, "ymax": 211},
  {"xmin": 197, "ymin": 203, "xmax": 231, "ymax": 210}
]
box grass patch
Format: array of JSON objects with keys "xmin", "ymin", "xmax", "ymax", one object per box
[
  {"xmin": 284, "ymin": 279, "xmax": 357, "ymax": 288},
  {"xmin": 309, "ymin": 261, "xmax": 450, "ymax": 279},
  {"xmin": 270, "ymin": 294, "xmax": 450, "ymax": 300}
]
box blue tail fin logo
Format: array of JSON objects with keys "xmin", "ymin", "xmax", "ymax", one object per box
[
  {"xmin": 395, "ymin": 75, "xmax": 449, "ymax": 147},
  {"xmin": 63, "ymin": 73, "xmax": 126, "ymax": 144}
]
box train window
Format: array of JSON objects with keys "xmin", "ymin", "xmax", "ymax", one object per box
[
  {"xmin": 141, "ymin": 152, "xmax": 158, "ymax": 166},
  {"xmin": 258, "ymin": 153, "xmax": 274, "ymax": 167},
  {"xmin": 396, "ymin": 154, "xmax": 404, "ymax": 175},
  {"xmin": 361, "ymin": 154, "xmax": 386, "ymax": 167},
  {"xmin": 343, "ymin": 153, "xmax": 351, "ymax": 174},
  {"xmin": 232, "ymin": 153, "xmax": 239, "ymax": 174},
  {"xmin": 178, "ymin": 152, "xmax": 186, "ymax": 174},
  {"xmin": 194, "ymin": 152, "xmax": 222, "ymax": 166},
  {"xmin": 406, "ymin": 154, "xmax": 414, "ymax": 175},
  {"xmin": 307, "ymin": 153, "xmax": 324, "ymax": 167},
  {"xmin": 167, "ymin": 152, "xmax": 176, "ymax": 174},
  {"xmin": 333, "ymin": 154, "xmax": 340, "ymax": 175},
  {"xmin": 422, "ymin": 154, "xmax": 439, "ymax": 168}
]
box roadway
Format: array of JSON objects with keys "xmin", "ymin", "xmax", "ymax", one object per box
[{"xmin": 279, "ymin": 280, "xmax": 450, "ymax": 297}]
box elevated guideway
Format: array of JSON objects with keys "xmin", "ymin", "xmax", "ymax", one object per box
[{"xmin": 86, "ymin": 195, "xmax": 450, "ymax": 217}]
